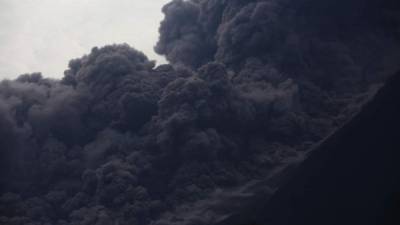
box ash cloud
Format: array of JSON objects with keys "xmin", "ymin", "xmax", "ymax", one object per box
[{"xmin": 1, "ymin": 1, "xmax": 400, "ymax": 225}]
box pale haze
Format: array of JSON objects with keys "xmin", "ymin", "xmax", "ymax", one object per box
[{"xmin": 0, "ymin": 0, "xmax": 170, "ymax": 79}]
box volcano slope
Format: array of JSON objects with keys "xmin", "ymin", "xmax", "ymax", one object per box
[{"xmin": 217, "ymin": 72, "xmax": 400, "ymax": 225}]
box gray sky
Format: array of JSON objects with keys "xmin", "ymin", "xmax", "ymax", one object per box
[{"xmin": 0, "ymin": 0, "xmax": 170, "ymax": 79}]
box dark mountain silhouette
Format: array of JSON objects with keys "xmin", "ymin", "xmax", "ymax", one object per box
[{"xmin": 217, "ymin": 72, "xmax": 400, "ymax": 225}]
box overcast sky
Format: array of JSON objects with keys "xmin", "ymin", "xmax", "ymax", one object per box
[{"xmin": 0, "ymin": 0, "xmax": 170, "ymax": 79}]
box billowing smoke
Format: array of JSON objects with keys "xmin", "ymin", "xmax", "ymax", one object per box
[{"xmin": 1, "ymin": 0, "xmax": 400, "ymax": 225}]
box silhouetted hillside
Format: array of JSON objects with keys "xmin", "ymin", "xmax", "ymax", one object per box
[{"xmin": 218, "ymin": 71, "xmax": 400, "ymax": 225}]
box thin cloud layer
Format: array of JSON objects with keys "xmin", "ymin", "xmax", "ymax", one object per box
[{"xmin": 0, "ymin": 0, "xmax": 169, "ymax": 79}]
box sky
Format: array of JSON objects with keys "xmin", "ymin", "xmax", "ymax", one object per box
[{"xmin": 0, "ymin": 0, "xmax": 170, "ymax": 80}]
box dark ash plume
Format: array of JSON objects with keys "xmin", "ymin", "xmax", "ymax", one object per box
[{"xmin": 1, "ymin": 1, "xmax": 400, "ymax": 225}]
